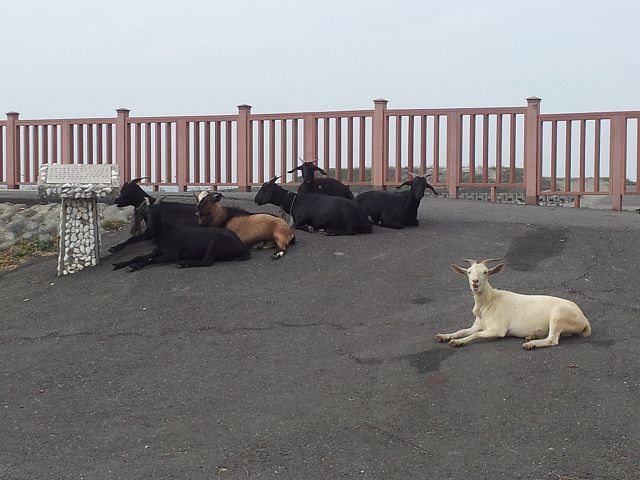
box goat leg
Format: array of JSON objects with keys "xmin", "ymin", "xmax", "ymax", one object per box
[
  {"xmin": 436, "ymin": 325, "xmax": 481, "ymax": 343},
  {"xmin": 125, "ymin": 254, "xmax": 172, "ymax": 272},
  {"xmin": 448, "ymin": 329, "xmax": 504, "ymax": 347},
  {"xmin": 108, "ymin": 231, "xmax": 152, "ymax": 253}
]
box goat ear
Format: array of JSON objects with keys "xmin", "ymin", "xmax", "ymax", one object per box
[
  {"xmin": 287, "ymin": 166, "xmax": 301, "ymax": 173},
  {"xmin": 451, "ymin": 264, "xmax": 468, "ymax": 275},
  {"xmin": 488, "ymin": 263, "xmax": 504, "ymax": 275},
  {"xmin": 396, "ymin": 180, "xmax": 412, "ymax": 189},
  {"xmin": 212, "ymin": 193, "xmax": 223, "ymax": 202},
  {"xmin": 315, "ymin": 166, "xmax": 327, "ymax": 176},
  {"xmin": 268, "ymin": 175, "xmax": 281, "ymax": 184}
]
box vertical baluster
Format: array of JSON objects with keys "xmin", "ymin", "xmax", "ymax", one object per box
[
  {"xmin": 347, "ymin": 116, "xmax": 354, "ymax": 183},
  {"xmin": 495, "ymin": 115, "xmax": 503, "ymax": 184},
  {"xmin": 248, "ymin": 120, "xmax": 253, "ymax": 185},
  {"xmin": 509, "ymin": 114, "xmax": 516, "ymax": 184},
  {"xmin": 194, "ymin": 122, "xmax": 200, "ymax": 184},
  {"xmin": 105, "ymin": 124, "xmax": 112, "ymax": 164},
  {"xmin": 77, "ymin": 124, "xmax": 84, "ymax": 164},
  {"xmin": 42, "ymin": 126, "xmax": 49, "ymax": 165},
  {"xmin": 280, "ymin": 119, "xmax": 288, "ymax": 184},
  {"xmin": 135, "ymin": 123, "xmax": 142, "ymax": 178},
  {"xmin": 165, "ymin": 123, "xmax": 172, "ymax": 183},
  {"xmin": 292, "ymin": 119, "xmax": 299, "ymax": 167},
  {"xmin": 482, "ymin": 114, "xmax": 489, "ymax": 183},
  {"xmin": 395, "ymin": 116, "xmax": 402, "ymax": 182},
  {"xmin": 433, "ymin": 115, "xmax": 440, "ymax": 183},
  {"xmin": 145, "ymin": 123, "xmax": 152, "ymax": 180},
  {"xmin": 155, "ymin": 123, "xmax": 162, "ymax": 187},
  {"xmin": 214, "ymin": 122, "xmax": 221, "ymax": 184},
  {"xmin": 565, "ymin": 121, "xmax": 572, "ymax": 192},
  {"xmin": 0, "ymin": 126, "xmax": 3, "ymax": 179},
  {"xmin": 87, "ymin": 124, "xmax": 93, "ymax": 164},
  {"xmin": 579, "ymin": 119, "xmax": 586, "ymax": 192},
  {"xmin": 636, "ymin": 118, "xmax": 640, "ymax": 193},
  {"xmin": 593, "ymin": 119, "xmax": 601, "ymax": 192},
  {"xmin": 407, "ymin": 116, "xmax": 414, "ymax": 175},
  {"xmin": 469, "ymin": 114, "xmax": 476, "ymax": 183},
  {"xmin": 335, "ymin": 117, "xmax": 342, "ymax": 180},
  {"xmin": 225, "ymin": 121, "xmax": 232, "ymax": 183},
  {"xmin": 268, "ymin": 119, "xmax": 275, "ymax": 181},
  {"xmin": 359, "ymin": 116, "xmax": 366, "ymax": 182},
  {"xmin": 52, "ymin": 125, "xmax": 58, "ymax": 163},
  {"xmin": 280, "ymin": 120, "xmax": 287, "ymax": 183},
  {"xmin": 259, "ymin": 120, "xmax": 266, "ymax": 180},
  {"xmin": 323, "ymin": 118, "xmax": 330, "ymax": 173},
  {"xmin": 551, "ymin": 121, "xmax": 558, "ymax": 192},
  {"xmin": 420, "ymin": 115, "xmax": 427, "ymax": 175},
  {"xmin": 96, "ymin": 125, "xmax": 103, "ymax": 164},
  {"xmin": 204, "ymin": 122, "xmax": 211, "ymax": 185},
  {"xmin": 33, "ymin": 126, "xmax": 39, "ymax": 179},
  {"xmin": 23, "ymin": 126, "xmax": 30, "ymax": 183}
]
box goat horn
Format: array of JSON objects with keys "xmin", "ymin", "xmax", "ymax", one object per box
[
  {"xmin": 268, "ymin": 175, "xmax": 281, "ymax": 183},
  {"xmin": 156, "ymin": 196, "xmax": 166, "ymax": 205},
  {"xmin": 480, "ymin": 258, "xmax": 503, "ymax": 265},
  {"xmin": 131, "ymin": 176, "xmax": 151, "ymax": 184}
]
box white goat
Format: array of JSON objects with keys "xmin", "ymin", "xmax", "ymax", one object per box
[{"xmin": 436, "ymin": 258, "xmax": 592, "ymax": 349}]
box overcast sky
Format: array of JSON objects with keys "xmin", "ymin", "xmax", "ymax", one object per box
[{"xmin": 1, "ymin": 0, "xmax": 639, "ymax": 119}]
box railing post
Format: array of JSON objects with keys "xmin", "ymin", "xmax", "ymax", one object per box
[
  {"xmin": 372, "ymin": 98, "xmax": 388, "ymax": 190},
  {"xmin": 236, "ymin": 104, "xmax": 252, "ymax": 192},
  {"xmin": 446, "ymin": 111, "xmax": 461, "ymax": 198},
  {"xmin": 116, "ymin": 108, "xmax": 130, "ymax": 182},
  {"xmin": 176, "ymin": 119, "xmax": 188, "ymax": 192},
  {"xmin": 524, "ymin": 96, "xmax": 542, "ymax": 205},
  {"xmin": 61, "ymin": 122, "xmax": 72, "ymax": 164},
  {"xmin": 5, "ymin": 111, "xmax": 19, "ymax": 189},
  {"xmin": 609, "ymin": 114, "xmax": 626, "ymax": 211},
  {"xmin": 303, "ymin": 115, "xmax": 318, "ymax": 161}
]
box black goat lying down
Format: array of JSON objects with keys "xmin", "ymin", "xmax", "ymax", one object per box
[
  {"xmin": 113, "ymin": 201, "xmax": 250, "ymax": 272},
  {"xmin": 254, "ymin": 176, "xmax": 372, "ymax": 235},
  {"xmin": 109, "ymin": 177, "xmax": 198, "ymax": 253},
  {"xmin": 356, "ymin": 173, "xmax": 439, "ymax": 229},
  {"xmin": 287, "ymin": 160, "xmax": 355, "ymax": 199}
]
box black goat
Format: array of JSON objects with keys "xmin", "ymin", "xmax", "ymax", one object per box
[
  {"xmin": 109, "ymin": 177, "xmax": 198, "ymax": 253},
  {"xmin": 112, "ymin": 200, "xmax": 250, "ymax": 272},
  {"xmin": 287, "ymin": 160, "xmax": 354, "ymax": 199},
  {"xmin": 355, "ymin": 173, "xmax": 439, "ymax": 229},
  {"xmin": 254, "ymin": 176, "xmax": 372, "ymax": 235}
]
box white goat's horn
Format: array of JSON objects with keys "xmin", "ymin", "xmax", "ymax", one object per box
[{"xmin": 480, "ymin": 258, "xmax": 503, "ymax": 265}]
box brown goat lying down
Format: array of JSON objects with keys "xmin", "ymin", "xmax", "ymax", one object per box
[{"xmin": 195, "ymin": 191, "xmax": 295, "ymax": 259}]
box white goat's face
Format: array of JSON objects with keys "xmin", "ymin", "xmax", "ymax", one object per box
[{"xmin": 452, "ymin": 259, "xmax": 504, "ymax": 294}]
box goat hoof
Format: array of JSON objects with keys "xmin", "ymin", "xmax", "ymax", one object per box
[
  {"xmin": 270, "ymin": 251, "xmax": 284, "ymax": 260},
  {"xmin": 449, "ymin": 339, "xmax": 464, "ymax": 347},
  {"xmin": 112, "ymin": 263, "xmax": 125, "ymax": 270},
  {"xmin": 522, "ymin": 342, "xmax": 536, "ymax": 350},
  {"xmin": 435, "ymin": 334, "xmax": 449, "ymax": 343}
]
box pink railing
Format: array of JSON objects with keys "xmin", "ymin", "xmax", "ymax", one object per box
[{"xmin": 2, "ymin": 98, "xmax": 638, "ymax": 210}]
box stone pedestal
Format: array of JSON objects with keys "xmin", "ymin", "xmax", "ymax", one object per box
[{"xmin": 37, "ymin": 164, "xmax": 120, "ymax": 276}]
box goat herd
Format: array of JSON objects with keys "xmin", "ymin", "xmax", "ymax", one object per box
[
  {"xmin": 109, "ymin": 160, "xmax": 438, "ymax": 269},
  {"xmin": 108, "ymin": 160, "xmax": 592, "ymax": 350}
]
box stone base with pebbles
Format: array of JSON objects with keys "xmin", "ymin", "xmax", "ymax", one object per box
[
  {"xmin": 38, "ymin": 164, "xmax": 121, "ymax": 275},
  {"xmin": 58, "ymin": 199, "xmax": 101, "ymax": 275}
]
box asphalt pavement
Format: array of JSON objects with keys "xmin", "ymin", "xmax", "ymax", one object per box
[{"xmin": 1, "ymin": 195, "xmax": 639, "ymax": 479}]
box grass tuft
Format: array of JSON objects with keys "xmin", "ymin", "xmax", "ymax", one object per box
[{"xmin": 0, "ymin": 239, "xmax": 58, "ymax": 272}]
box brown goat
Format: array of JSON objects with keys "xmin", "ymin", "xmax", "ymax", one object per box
[{"xmin": 195, "ymin": 191, "xmax": 295, "ymax": 259}]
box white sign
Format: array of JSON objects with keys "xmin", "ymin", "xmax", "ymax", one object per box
[{"xmin": 46, "ymin": 164, "xmax": 112, "ymax": 184}]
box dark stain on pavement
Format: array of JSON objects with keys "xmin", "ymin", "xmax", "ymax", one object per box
[
  {"xmin": 398, "ymin": 349, "xmax": 455, "ymax": 374},
  {"xmin": 411, "ymin": 297, "xmax": 433, "ymax": 305},
  {"xmin": 505, "ymin": 226, "xmax": 567, "ymax": 271}
]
